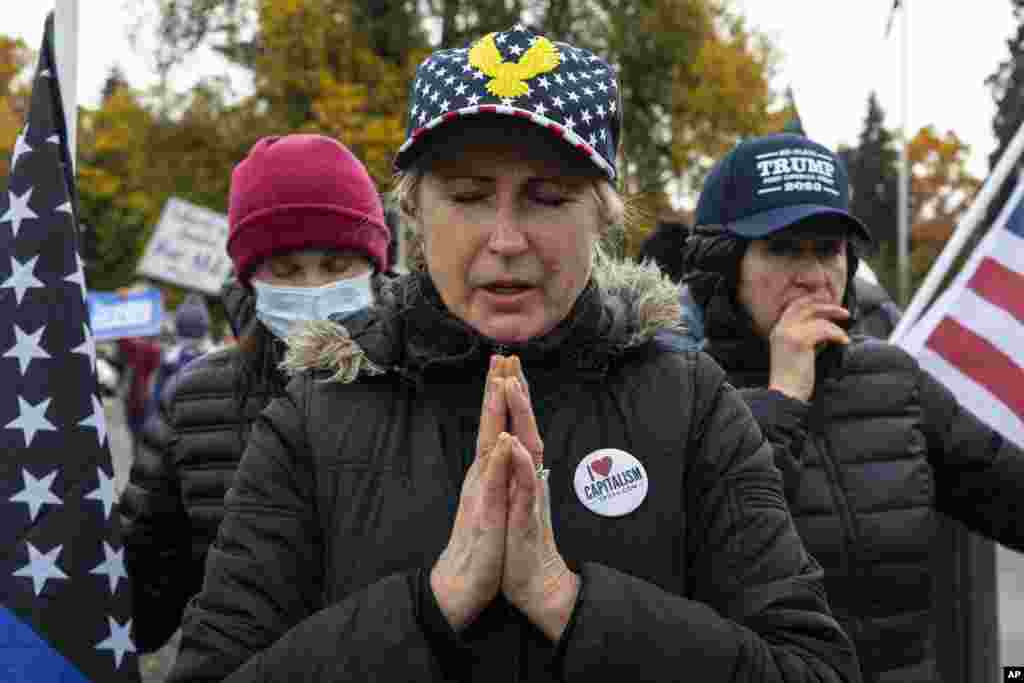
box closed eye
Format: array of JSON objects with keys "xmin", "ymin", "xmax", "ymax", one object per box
[{"xmin": 451, "ymin": 193, "xmax": 489, "ymax": 204}]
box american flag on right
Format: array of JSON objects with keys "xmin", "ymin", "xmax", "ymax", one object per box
[{"xmin": 899, "ymin": 177, "xmax": 1024, "ymax": 450}]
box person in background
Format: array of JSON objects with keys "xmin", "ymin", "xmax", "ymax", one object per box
[
  {"xmin": 119, "ymin": 133, "xmax": 392, "ymax": 654},
  {"xmin": 681, "ymin": 132, "xmax": 1024, "ymax": 682},
  {"xmin": 637, "ymin": 220, "xmax": 902, "ymax": 349},
  {"xmin": 167, "ymin": 26, "xmax": 859, "ymax": 683},
  {"xmin": 113, "ymin": 317, "xmax": 163, "ymax": 457},
  {"xmin": 143, "ymin": 293, "xmax": 213, "ymax": 422}
]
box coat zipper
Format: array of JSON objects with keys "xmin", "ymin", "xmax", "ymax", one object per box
[
  {"xmin": 812, "ymin": 430, "xmax": 865, "ymax": 643},
  {"xmin": 814, "ymin": 432, "xmax": 860, "ymax": 559}
]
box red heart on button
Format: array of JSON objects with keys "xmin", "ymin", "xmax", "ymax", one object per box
[{"xmin": 591, "ymin": 455, "xmax": 613, "ymax": 478}]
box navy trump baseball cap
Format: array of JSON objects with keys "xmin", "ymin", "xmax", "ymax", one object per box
[{"xmin": 695, "ymin": 133, "xmax": 872, "ymax": 243}]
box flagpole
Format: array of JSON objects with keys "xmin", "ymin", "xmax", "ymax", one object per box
[
  {"xmin": 54, "ymin": 0, "xmax": 79, "ymax": 170},
  {"xmin": 897, "ymin": 0, "xmax": 910, "ymax": 307},
  {"xmin": 889, "ymin": 117, "xmax": 1024, "ymax": 345}
]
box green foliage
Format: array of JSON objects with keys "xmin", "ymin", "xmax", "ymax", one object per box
[
  {"xmin": 985, "ymin": 2, "xmax": 1024, "ymax": 226},
  {"xmin": 846, "ymin": 92, "xmax": 899, "ymax": 249}
]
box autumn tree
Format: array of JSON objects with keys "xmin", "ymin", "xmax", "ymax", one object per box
[
  {"xmin": 120, "ymin": 0, "xmax": 783, "ymax": 264},
  {"xmin": 0, "ymin": 34, "xmax": 34, "ymax": 181},
  {"xmin": 135, "ymin": 0, "xmax": 428, "ymax": 187},
  {"xmin": 248, "ymin": 0, "xmax": 424, "ymax": 186},
  {"xmin": 906, "ymin": 125, "xmax": 981, "ymax": 286}
]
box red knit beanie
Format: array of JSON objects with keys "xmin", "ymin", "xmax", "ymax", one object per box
[{"xmin": 227, "ymin": 134, "xmax": 390, "ymax": 284}]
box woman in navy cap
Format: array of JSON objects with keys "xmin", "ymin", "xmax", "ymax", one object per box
[
  {"xmin": 683, "ymin": 132, "xmax": 1024, "ymax": 682},
  {"xmin": 168, "ymin": 29, "xmax": 859, "ymax": 683}
]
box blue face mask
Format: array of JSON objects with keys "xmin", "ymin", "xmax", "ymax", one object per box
[{"xmin": 252, "ymin": 272, "xmax": 374, "ymax": 342}]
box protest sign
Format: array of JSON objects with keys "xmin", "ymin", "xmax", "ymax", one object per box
[
  {"xmin": 136, "ymin": 198, "xmax": 230, "ymax": 295},
  {"xmin": 87, "ymin": 288, "xmax": 164, "ymax": 341}
]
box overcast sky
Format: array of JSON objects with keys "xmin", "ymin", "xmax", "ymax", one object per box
[{"xmin": 4, "ymin": 1, "xmax": 1017, "ymax": 179}]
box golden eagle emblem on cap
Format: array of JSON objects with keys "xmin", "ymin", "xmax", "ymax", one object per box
[{"xmin": 468, "ymin": 33, "xmax": 560, "ymax": 99}]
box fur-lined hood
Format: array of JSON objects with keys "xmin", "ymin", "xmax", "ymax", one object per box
[{"xmin": 281, "ymin": 257, "xmax": 685, "ymax": 385}]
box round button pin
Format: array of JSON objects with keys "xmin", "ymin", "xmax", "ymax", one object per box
[{"xmin": 574, "ymin": 448, "xmax": 648, "ymax": 517}]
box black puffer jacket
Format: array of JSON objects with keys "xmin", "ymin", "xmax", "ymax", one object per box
[
  {"xmin": 693, "ymin": 277, "xmax": 1024, "ymax": 683},
  {"xmin": 851, "ymin": 279, "xmax": 901, "ymax": 340},
  {"xmin": 168, "ymin": 261, "xmax": 860, "ymax": 683},
  {"xmin": 120, "ymin": 278, "xmax": 278, "ymax": 652}
]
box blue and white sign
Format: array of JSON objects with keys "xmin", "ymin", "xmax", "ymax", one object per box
[{"xmin": 88, "ymin": 288, "xmax": 165, "ymax": 341}]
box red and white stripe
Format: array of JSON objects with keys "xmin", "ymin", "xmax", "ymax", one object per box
[{"xmin": 899, "ymin": 192, "xmax": 1024, "ymax": 449}]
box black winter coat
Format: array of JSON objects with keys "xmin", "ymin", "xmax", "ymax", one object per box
[
  {"xmin": 168, "ymin": 264, "xmax": 860, "ymax": 683},
  {"xmin": 699, "ymin": 288, "xmax": 1024, "ymax": 683},
  {"xmin": 119, "ymin": 279, "xmax": 278, "ymax": 652}
]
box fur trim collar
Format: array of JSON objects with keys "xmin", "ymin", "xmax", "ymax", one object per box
[{"xmin": 281, "ymin": 257, "xmax": 684, "ymax": 384}]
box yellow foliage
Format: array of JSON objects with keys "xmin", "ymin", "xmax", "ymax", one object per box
[
  {"xmin": 667, "ymin": 2, "xmax": 778, "ymax": 181},
  {"xmin": 907, "ymin": 125, "xmax": 981, "ymax": 243}
]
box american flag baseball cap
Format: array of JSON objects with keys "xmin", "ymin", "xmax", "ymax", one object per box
[{"xmin": 393, "ymin": 24, "xmax": 622, "ymax": 180}]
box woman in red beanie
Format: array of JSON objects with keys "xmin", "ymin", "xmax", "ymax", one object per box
[
  {"xmin": 120, "ymin": 134, "xmax": 393, "ymax": 656},
  {"xmin": 169, "ymin": 26, "xmax": 858, "ymax": 683}
]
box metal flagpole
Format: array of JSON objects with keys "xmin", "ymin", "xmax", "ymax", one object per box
[
  {"xmin": 897, "ymin": 0, "xmax": 910, "ymax": 306},
  {"xmin": 54, "ymin": 0, "xmax": 79, "ymax": 170}
]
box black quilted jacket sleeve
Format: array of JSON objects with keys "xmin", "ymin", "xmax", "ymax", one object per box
[{"xmin": 120, "ymin": 369, "xmax": 194, "ymax": 653}]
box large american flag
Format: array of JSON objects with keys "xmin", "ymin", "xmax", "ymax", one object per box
[
  {"xmin": 898, "ymin": 175, "xmax": 1024, "ymax": 450},
  {"xmin": 0, "ymin": 13, "xmax": 139, "ymax": 682}
]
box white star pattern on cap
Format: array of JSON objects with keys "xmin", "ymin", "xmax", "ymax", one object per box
[
  {"xmin": 3, "ymin": 323, "xmax": 50, "ymax": 375},
  {"xmin": 395, "ymin": 25, "xmax": 621, "ymax": 180},
  {"xmin": 95, "ymin": 617, "xmax": 136, "ymax": 669},
  {"xmin": 90, "ymin": 542, "xmax": 128, "ymax": 594},
  {"xmin": 5, "ymin": 396, "xmax": 57, "ymax": 447},
  {"xmin": 1, "ymin": 188, "xmax": 40, "ymax": 239},
  {"xmin": 13, "ymin": 542, "xmax": 68, "ymax": 596},
  {"xmin": 9, "ymin": 469, "xmax": 62, "ymax": 521}
]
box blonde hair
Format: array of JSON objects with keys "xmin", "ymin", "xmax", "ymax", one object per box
[{"xmin": 391, "ymin": 168, "xmax": 628, "ymax": 271}]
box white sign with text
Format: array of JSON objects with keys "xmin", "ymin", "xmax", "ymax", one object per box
[{"xmin": 137, "ymin": 197, "xmax": 231, "ymax": 295}]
